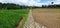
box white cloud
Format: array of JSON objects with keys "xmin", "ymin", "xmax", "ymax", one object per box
[
  {"xmin": 0, "ymin": 0, "xmax": 46, "ymax": 6},
  {"xmin": 54, "ymin": 0, "xmax": 60, "ymax": 4},
  {"xmin": 0, "ymin": 0, "xmax": 60, "ymax": 6}
]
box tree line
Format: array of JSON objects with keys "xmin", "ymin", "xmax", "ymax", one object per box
[
  {"xmin": 41, "ymin": 4, "xmax": 60, "ymax": 8},
  {"xmin": 0, "ymin": 2, "xmax": 60, "ymax": 9},
  {"xmin": 0, "ymin": 2, "xmax": 29, "ymax": 9}
]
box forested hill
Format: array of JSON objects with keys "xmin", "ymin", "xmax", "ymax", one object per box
[{"xmin": 0, "ymin": 2, "xmax": 29, "ymax": 9}]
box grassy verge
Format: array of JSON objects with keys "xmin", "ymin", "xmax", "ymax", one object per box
[
  {"xmin": 20, "ymin": 14, "xmax": 29, "ymax": 28},
  {"xmin": 0, "ymin": 9, "xmax": 29, "ymax": 28}
]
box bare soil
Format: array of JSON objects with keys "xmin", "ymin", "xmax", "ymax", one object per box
[
  {"xmin": 32, "ymin": 8, "xmax": 60, "ymax": 28},
  {"xmin": 16, "ymin": 18, "xmax": 24, "ymax": 28}
]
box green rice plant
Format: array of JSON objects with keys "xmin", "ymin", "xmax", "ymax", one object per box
[{"xmin": 0, "ymin": 9, "xmax": 29, "ymax": 28}]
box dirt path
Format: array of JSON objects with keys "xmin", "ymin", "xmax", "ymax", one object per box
[
  {"xmin": 23, "ymin": 10, "xmax": 47, "ymax": 28},
  {"xmin": 16, "ymin": 19, "xmax": 24, "ymax": 28}
]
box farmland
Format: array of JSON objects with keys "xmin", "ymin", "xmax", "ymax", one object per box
[
  {"xmin": 32, "ymin": 8, "xmax": 60, "ymax": 28},
  {"xmin": 0, "ymin": 9, "xmax": 29, "ymax": 28}
]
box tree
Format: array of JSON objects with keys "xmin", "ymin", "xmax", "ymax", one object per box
[
  {"xmin": 51, "ymin": 2, "xmax": 54, "ymax": 4},
  {"xmin": 0, "ymin": 2, "xmax": 2, "ymax": 9}
]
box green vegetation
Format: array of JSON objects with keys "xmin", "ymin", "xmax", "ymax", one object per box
[
  {"xmin": 0, "ymin": 2, "xmax": 29, "ymax": 9},
  {"xmin": 0, "ymin": 9, "xmax": 29, "ymax": 28}
]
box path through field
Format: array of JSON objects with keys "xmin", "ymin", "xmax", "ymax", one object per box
[{"xmin": 23, "ymin": 10, "xmax": 47, "ymax": 28}]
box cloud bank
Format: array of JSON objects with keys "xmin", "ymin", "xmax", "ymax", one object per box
[{"xmin": 0, "ymin": 0, "xmax": 60, "ymax": 6}]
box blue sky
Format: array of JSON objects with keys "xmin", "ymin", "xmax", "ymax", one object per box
[
  {"xmin": 0, "ymin": 0, "xmax": 60, "ymax": 6},
  {"xmin": 40, "ymin": 0, "xmax": 53, "ymax": 3}
]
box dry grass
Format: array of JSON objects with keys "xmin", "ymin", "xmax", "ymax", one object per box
[{"xmin": 32, "ymin": 8, "xmax": 60, "ymax": 28}]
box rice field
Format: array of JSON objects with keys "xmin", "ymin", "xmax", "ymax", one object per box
[{"xmin": 0, "ymin": 9, "xmax": 29, "ymax": 28}]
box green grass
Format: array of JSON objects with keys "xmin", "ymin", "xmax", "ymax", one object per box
[{"xmin": 0, "ymin": 9, "xmax": 29, "ymax": 28}]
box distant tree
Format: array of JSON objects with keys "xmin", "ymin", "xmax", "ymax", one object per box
[
  {"xmin": 51, "ymin": 2, "xmax": 54, "ymax": 4},
  {"xmin": 0, "ymin": 2, "xmax": 2, "ymax": 9},
  {"xmin": 42, "ymin": 5, "xmax": 44, "ymax": 8}
]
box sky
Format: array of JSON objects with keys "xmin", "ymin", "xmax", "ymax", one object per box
[{"xmin": 0, "ymin": 0, "xmax": 60, "ymax": 6}]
